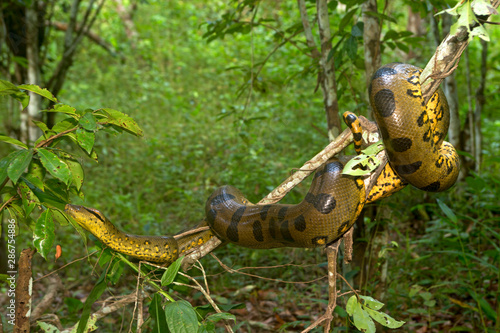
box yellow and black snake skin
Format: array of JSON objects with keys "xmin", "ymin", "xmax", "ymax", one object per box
[{"xmin": 65, "ymin": 63, "xmax": 460, "ymax": 265}]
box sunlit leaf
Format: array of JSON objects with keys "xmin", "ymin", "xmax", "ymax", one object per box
[
  {"xmin": 37, "ymin": 148, "xmax": 71, "ymax": 184},
  {"xmin": 364, "ymin": 306, "xmax": 405, "ymax": 329},
  {"xmin": 33, "ymin": 209, "xmax": 55, "ymax": 259},
  {"xmin": 0, "ymin": 135, "xmax": 29, "ymax": 149},
  {"xmin": 79, "ymin": 112, "xmax": 98, "ymax": 131},
  {"xmin": 18, "ymin": 84, "xmax": 58, "ymax": 102},
  {"xmin": 45, "ymin": 104, "xmax": 77, "ymax": 114},
  {"xmin": 98, "ymin": 108, "xmax": 144, "ymax": 136},
  {"xmin": 353, "ymin": 301, "xmax": 375, "ymax": 333},
  {"xmin": 0, "ymin": 80, "xmax": 29, "ymax": 109},
  {"xmin": 18, "ymin": 179, "xmax": 40, "ymax": 216},
  {"xmin": 359, "ymin": 295, "xmax": 385, "ymax": 311},
  {"xmin": 76, "ymin": 128, "xmax": 95, "ymax": 154},
  {"xmin": 59, "ymin": 152, "xmax": 84, "ymax": 191},
  {"xmin": 7, "ymin": 149, "xmax": 34, "ymax": 183}
]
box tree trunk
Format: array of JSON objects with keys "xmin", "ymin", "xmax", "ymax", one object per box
[
  {"xmin": 297, "ymin": 0, "xmax": 341, "ymax": 141},
  {"xmin": 24, "ymin": 1, "xmax": 43, "ymax": 145},
  {"xmin": 474, "ymin": 39, "xmax": 487, "ymax": 173},
  {"xmin": 440, "ymin": 13, "xmax": 464, "ymax": 178},
  {"xmin": 316, "ymin": 0, "xmax": 341, "ymax": 140},
  {"xmin": 362, "ymin": 0, "xmax": 381, "ymax": 103}
]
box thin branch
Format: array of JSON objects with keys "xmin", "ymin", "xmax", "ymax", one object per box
[
  {"xmin": 47, "ymin": 21, "xmax": 117, "ymax": 55},
  {"xmin": 211, "ymin": 253, "xmax": 327, "ymax": 285},
  {"xmin": 297, "ymin": 0, "xmax": 320, "ymax": 58},
  {"xmin": 34, "ymin": 251, "xmax": 99, "ymax": 282}
]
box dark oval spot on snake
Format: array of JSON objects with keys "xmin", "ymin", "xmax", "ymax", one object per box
[
  {"xmin": 269, "ymin": 218, "xmax": 277, "ymax": 239},
  {"xmin": 294, "ymin": 215, "xmax": 306, "ymax": 232},
  {"xmin": 260, "ymin": 205, "xmax": 271, "ymax": 221},
  {"xmin": 374, "ymin": 89, "xmax": 396, "ymax": 118},
  {"xmin": 252, "ymin": 220, "xmax": 264, "ymax": 242},
  {"xmin": 278, "ymin": 207, "xmax": 288, "ymax": 221},
  {"xmin": 206, "ymin": 209, "xmax": 217, "ymax": 225},
  {"xmin": 314, "ymin": 193, "xmax": 337, "ymax": 215},
  {"xmin": 280, "ymin": 220, "xmax": 295, "ymax": 243},
  {"xmin": 391, "ymin": 137, "xmax": 413, "ymax": 153},
  {"xmin": 418, "ymin": 181, "xmax": 441, "ymax": 192},
  {"xmin": 394, "ymin": 161, "xmax": 422, "ymax": 175},
  {"xmin": 227, "ymin": 206, "xmax": 246, "ymax": 242}
]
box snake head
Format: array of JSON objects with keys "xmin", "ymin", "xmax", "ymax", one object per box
[{"xmin": 65, "ymin": 204, "xmax": 108, "ymax": 232}]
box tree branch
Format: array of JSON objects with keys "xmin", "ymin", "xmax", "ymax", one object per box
[
  {"xmin": 420, "ymin": 0, "xmax": 499, "ymax": 103},
  {"xmin": 297, "ymin": 0, "xmax": 321, "ymax": 58},
  {"xmin": 47, "ymin": 21, "xmax": 117, "ymax": 55}
]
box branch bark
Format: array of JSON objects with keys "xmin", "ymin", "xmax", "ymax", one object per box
[
  {"xmin": 362, "ymin": 0, "xmax": 381, "ymax": 91},
  {"xmin": 14, "ymin": 248, "xmax": 35, "ymax": 333},
  {"xmin": 47, "ymin": 21, "xmax": 117, "ymax": 55},
  {"xmin": 420, "ymin": 0, "xmax": 500, "ymax": 103}
]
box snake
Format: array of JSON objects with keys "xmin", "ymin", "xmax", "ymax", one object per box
[{"xmin": 65, "ymin": 63, "xmax": 460, "ymax": 265}]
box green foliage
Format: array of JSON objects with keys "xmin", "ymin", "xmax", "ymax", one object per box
[
  {"xmin": 0, "ymin": 82, "xmax": 143, "ymax": 259},
  {"xmin": 346, "ymin": 295, "xmax": 405, "ymax": 332},
  {"xmin": 1, "ymin": 0, "xmax": 499, "ymax": 331},
  {"xmin": 436, "ymin": 0, "xmax": 494, "ymax": 41},
  {"xmin": 342, "ymin": 141, "xmax": 384, "ymax": 176}
]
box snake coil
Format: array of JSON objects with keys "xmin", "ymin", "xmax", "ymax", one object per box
[{"xmin": 65, "ymin": 63, "xmax": 460, "ymax": 265}]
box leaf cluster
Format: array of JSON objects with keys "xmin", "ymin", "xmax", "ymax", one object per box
[{"xmin": 0, "ymin": 81, "xmax": 143, "ymax": 260}]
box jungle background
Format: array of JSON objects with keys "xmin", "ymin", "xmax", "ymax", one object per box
[{"xmin": 0, "ymin": 0, "xmax": 499, "ymax": 332}]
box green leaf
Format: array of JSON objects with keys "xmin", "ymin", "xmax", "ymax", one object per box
[
  {"xmin": 161, "ymin": 256, "xmax": 183, "ymax": 286},
  {"xmin": 0, "ymin": 80, "xmax": 30, "ymax": 109},
  {"xmin": 353, "ymin": 301, "xmax": 375, "ymax": 333},
  {"xmin": 108, "ymin": 259, "xmax": 125, "ymax": 284},
  {"xmin": 359, "ymin": 295, "xmax": 385, "ymax": 311},
  {"xmin": 363, "ymin": 306, "xmax": 405, "ymax": 329},
  {"xmin": 7, "ymin": 149, "xmax": 34, "ymax": 183},
  {"xmin": 342, "ymin": 154, "xmax": 380, "ymax": 176},
  {"xmin": 436, "ymin": 199, "xmax": 458, "ymax": 224},
  {"xmin": 351, "ymin": 22, "xmax": 363, "ymax": 37},
  {"xmin": 150, "ymin": 293, "xmax": 169, "ymax": 333},
  {"xmin": 0, "ymin": 153, "xmax": 18, "ymax": 185},
  {"xmin": 37, "ymin": 321, "xmax": 61, "ymax": 333},
  {"xmin": 21, "ymin": 176, "xmax": 66, "ymax": 210},
  {"xmin": 362, "ymin": 141, "xmax": 384, "ymax": 155},
  {"xmin": 18, "ymin": 84, "xmax": 58, "ymax": 103},
  {"xmin": 59, "ymin": 152, "xmax": 84, "ymax": 191},
  {"xmin": 98, "ymin": 108, "xmax": 144, "ymax": 136},
  {"xmin": 164, "ymin": 300, "xmax": 199, "ymax": 333},
  {"xmin": 76, "ymin": 128, "xmax": 95, "ymax": 154},
  {"xmin": 45, "ymin": 104, "xmax": 76, "ymax": 114},
  {"xmin": 32, "ymin": 120, "xmax": 50, "ymax": 134},
  {"xmin": 52, "ymin": 117, "xmax": 78, "ymax": 132},
  {"xmin": 346, "ymin": 295, "xmax": 357, "ymax": 315},
  {"xmin": 18, "ymin": 180, "xmax": 39, "ymax": 216},
  {"xmin": 76, "ymin": 266, "xmax": 108, "ymax": 333},
  {"xmin": 345, "ymin": 35, "xmax": 357, "ymax": 59},
  {"xmin": 206, "ymin": 312, "xmax": 236, "ymax": 323},
  {"xmin": 33, "ymin": 209, "xmax": 55, "ymax": 259},
  {"xmin": 50, "ymin": 209, "xmax": 69, "ymax": 226},
  {"xmin": 339, "ymin": 8, "xmax": 358, "ymax": 32},
  {"xmin": 0, "ymin": 135, "xmax": 29, "ymax": 149},
  {"xmin": 26, "ymin": 159, "xmax": 46, "ymax": 190},
  {"xmin": 79, "ymin": 112, "xmax": 98, "ymax": 131},
  {"xmin": 37, "ymin": 148, "xmax": 71, "ymax": 184}
]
